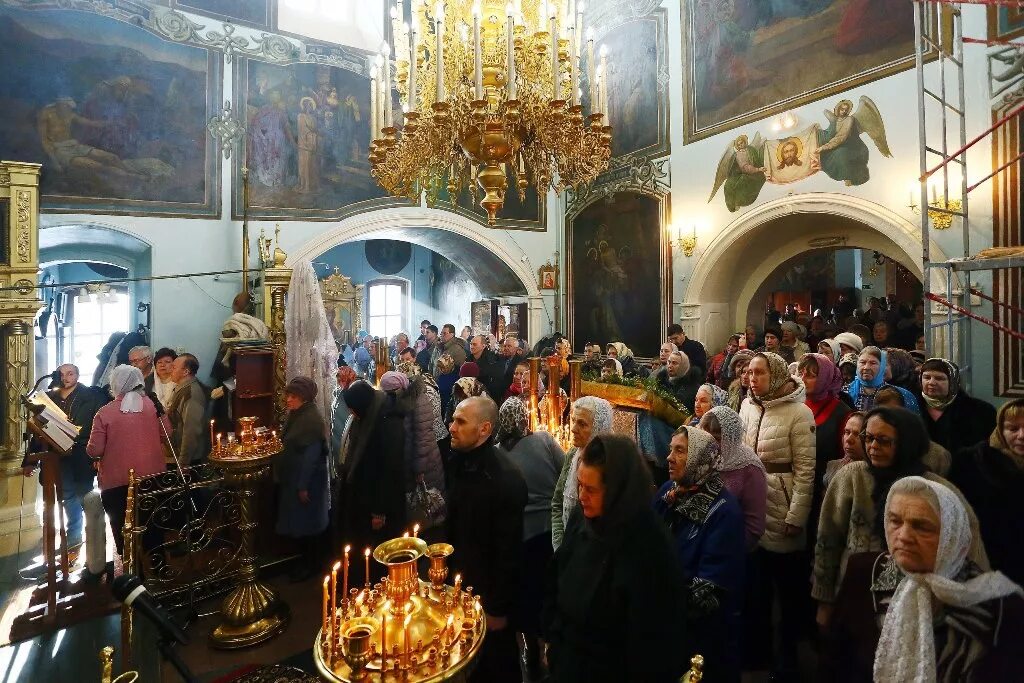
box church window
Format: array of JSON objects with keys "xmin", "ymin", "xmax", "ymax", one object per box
[{"xmin": 367, "ymin": 279, "xmax": 406, "ymax": 340}]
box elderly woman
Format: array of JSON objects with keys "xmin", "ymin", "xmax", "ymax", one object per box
[
  {"xmin": 883, "ymin": 347, "xmax": 919, "ymax": 396},
  {"xmin": 699, "ymin": 406, "xmax": 767, "ymax": 550},
  {"xmin": 918, "ymin": 357, "xmax": 996, "ymax": 456},
  {"xmin": 276, "ymin": 376, "xmax": 331, "ymax": 581},
  {"xmin": 543, "ymin": 434, "xmax": 688, "ymax": 682},
  {"xmin": 812, "ymin": 407, "xmax": 986, "ymax": 627},
  {"xmin": 821, "ymin": 477, "xmax": 1023, "ymax": 682},
  {"xmin": 872, "ymin": 387, "xmax": 953, "ymax": 476},
  {"xmin": 87, "ymin": 365, "xmax": 169, "ymax": 562},
  {"xmin": 654, "ymin": 426, "xmax": 745, "ymax": 682},
  {"xmin": 949, "ymin": 397, "xmax": 1024, "ymax": 586},
  {"xmin": 434, "ymin": 353, "xmax": 458, "ymax": 410},
  {"xmin": 726, "ymin": 349, "xmax": 755, "ymax": 411},
  {"xmin": 847, "ymin": 346, "xmax": 919, "ymax": 413},
  {"xmin": 816, "ymin": 338, "xmax": 842, "ymax": 364},
  {"xmin": 444, "ymin": 375, "xmax": 487, "ymax": 425},
  {"xmin": 496, "ymin": 397, "xmax": 565, "ymax": 676},
  {"xmin": 550, "ymin": 396, "xmax": 613, "ymax": 549},
  {"xmin": 780, "ymin": 321, "xmax": 809, "ymax": 361},
  {"xmin": 605, "ymin": 341, "xmax": 645, "ymax": 377},
  {"xmin": 823, "ymin": 411, "xmax": 866, "ymax": 488},
  {"xmin": 690, "ymin": 383, "xmax": 729, "ymax": 426},
  {"xmin": 838, "ymin": 352, "xmax": 858, "ymax": 389},
  {"xmin": 330, "ymin": 366, "xmax": 358, "ymax": 469}
]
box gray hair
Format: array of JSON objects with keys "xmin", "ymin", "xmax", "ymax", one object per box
[{"xmin": 129, "ymin": 345, "xmax": 152, "ymax": 359}]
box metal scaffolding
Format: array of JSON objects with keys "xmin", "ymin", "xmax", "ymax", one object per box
[{"xmin": 914, "ymin": 0, "xmax": 1024, "ymax": 385}]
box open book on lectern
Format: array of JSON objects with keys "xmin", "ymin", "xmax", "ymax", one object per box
[{"xmin": 27, "ymin": 391, "xmax": 79, "ymax": 453}]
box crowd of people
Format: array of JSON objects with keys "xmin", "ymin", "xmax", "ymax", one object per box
[{"xmin": 28, "ymin": 300, "xmax": 1024, "ymax": 683}]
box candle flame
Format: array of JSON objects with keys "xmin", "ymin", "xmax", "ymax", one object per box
[
  {"xmin": 364, "ymin": 547, "xmax": 371, "ymax": 557},
  {"xmin": 404, "ymin": 614, "xmax": 411, "ymax": 628},
  {"xmin": 344, "ymin": 544, "xmax": 351, "ymax": 554},
  {"xmin": 332, "ymin": 560, "xmax": 341, "ymax": 571}
]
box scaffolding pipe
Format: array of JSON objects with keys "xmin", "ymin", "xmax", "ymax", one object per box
[{"xmin": 920, "ymin": 100, "xmax": 1024, "ymax": 182}]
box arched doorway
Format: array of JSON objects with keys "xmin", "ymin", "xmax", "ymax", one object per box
[
  {"xmin": 681, "ymin": 194, "xmax": 950, "ymax": 350},
  {"xmin": 288, "ymin": 207, "xmax": 547, "ymax": 338},
  {"xmin": 38, "ymin": 223, "xmax": 153, "ymax": 382}
]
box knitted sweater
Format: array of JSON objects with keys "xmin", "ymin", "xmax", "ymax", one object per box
[{"xmin": 811, "ymin": 461, "xmax": 986, "ymax": 602}]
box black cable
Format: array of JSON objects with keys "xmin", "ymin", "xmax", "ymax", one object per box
[{"xmin": 0, "ymin": 268, "xmax": 250, "ymax": 294}]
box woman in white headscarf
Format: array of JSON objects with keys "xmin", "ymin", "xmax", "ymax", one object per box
[
  {"xmin": 821, "ymin": 476, "xmax": 1023, "ymax": 682},
  {"xmin": 86, "ymin": 364, "xmax": 169, "ymax": 560},
  {"xmin": 874, "ymin": 477, "xmax": 1023, "ymax": 682},
  {"xmin": 550, "ymin": 395, "xmax": 614, "ymax": 549}
]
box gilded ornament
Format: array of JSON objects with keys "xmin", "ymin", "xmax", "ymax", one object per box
[{"xmin": 16, "ymin": 190, "xmax": 31, "ymax": 263}]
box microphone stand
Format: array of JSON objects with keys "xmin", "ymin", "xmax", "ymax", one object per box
[{"xmin": 155, "ymin": 406, "xmax": 200, "ymax": 629}]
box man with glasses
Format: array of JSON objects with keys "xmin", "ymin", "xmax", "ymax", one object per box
[{"xmin": 128, "ymin": 345, "xmax": 155, "ymax": 394}]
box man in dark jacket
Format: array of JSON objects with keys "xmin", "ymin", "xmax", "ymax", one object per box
[
  {"xmin": 23, "ymin": 364, "xmax": 108, "ymax": 559},
  {"xmin": 667, "ymin": 323, "xmax": 708, "ymax": 377},
  {"xmin": 447, "ymin": 395, "xmax": 527, "ymax": 682},
  {"xmin": 469, "ymin": 335, "xmax": 507, "ymax": 400}
]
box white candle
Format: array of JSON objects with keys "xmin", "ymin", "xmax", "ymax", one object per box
[
  {"xmin": 409, "ymin": 19, "xmax": 419, "ymax": 110},
  {"xmin": 568, "ymin": 24, "xmax": 576, "ymax": 106},
  {"xmin": 506, "ymin": 5, "xmax": 516, "ymax": 100},
  {"xmin": 550, "ymin": 12, "xmax": 559, "ymax": 100},
  {"xmin": 599, "ymin": 43, "xmax": 609, "ymax": 124},
  {"xmin": 370, "ymin": 72, "xmax": 378, "ymax": 136},
  {"xmin": 435, "ymin": 1, "xmax": 445, "ymax": 103},
  {"xmin": 473, "ymin": 2, "xmax": 483, "ymax": 101},
  {"xmin": 586, "ymin": 27, "xmax": 595, "ymax": 114}
]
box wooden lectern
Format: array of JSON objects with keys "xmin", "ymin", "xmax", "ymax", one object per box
[{"xmin": 24, "ymin": 414, "xmax": 71, "ymax": 624}]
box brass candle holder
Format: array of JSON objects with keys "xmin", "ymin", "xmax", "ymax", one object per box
[
  {"xmin": 315, "ymin": 535, "xmax": 485, "ymax": 682},
  {"xmin": 208, "ymin": 417, "xmax": 289, "ymax": 649}
]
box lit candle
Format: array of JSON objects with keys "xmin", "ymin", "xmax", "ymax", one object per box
[
  {"xmin": 342, "ymin": 545, "xmax": 350, "ymax": 598},
  {"xmin": 445, "ymin": 613, "xmax": 454, "ymax": 645},
  {"xmin": 322, "ymin": 576, "xmax": 330, "ymax": 651},
  {"xmin": 586, "ymin": 27, "xmax": 595, "ymax": 114},
  {"xmin": 454, "ymin": 573, "xmax": 462, "ymax": 596},
  {"xmin": 355, "ymin": 590, "xmax": 365, "ymax": 616},
  {"xmin": 209, "ymin": 419, "xmax": 215, "ymax": 448},
  {"xmin": 506, "ymin": 4, "xmax": 516, "ymax": 100},
  {"xmin": 568, "ymin": 24, "xmax": 577, "ymax": 106},
  {"xmin": 364, "ymin": 547, "xmax": 371, "ymax": 587},
  {"xmin": 412, "ymin": 523, "xmax": 420, "ymax": 538},
  {"xmin": 473, "ymin": 1, "xmax": 483, "ymax": 101},
  {"xmin": 434, "ymin": 1, "xmax": 445, "ymax": 103}
]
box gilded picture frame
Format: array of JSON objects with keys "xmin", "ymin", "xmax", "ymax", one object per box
[
  {"xmin": 538, "ymin": 262, "xmax": 559, "ymax": 290},
  {"xmin": 320, "ymin": 267, "xmax": 363, "ymax": 348},
  {"xmin": 681, "ymin": 1, "xmax": 943, "ymax": 144},
  {"xmin": 566, "ymin": 190, "xmax": 670, "ymax": 357}
]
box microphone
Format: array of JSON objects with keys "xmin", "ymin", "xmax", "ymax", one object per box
[
  {"xmin": 47, "ymin": 368, "xmax": 61, "ymax": 389},
  {"xmin": 111, "ymin": 574, "xmax": 189, "ymax": 645}
]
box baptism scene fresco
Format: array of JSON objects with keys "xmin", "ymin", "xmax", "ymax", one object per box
[
  {"xmin": 0, "ymin": 7, "xmax": 217, "ymax": 214},
  {"xmin": 238, "ymin": 60, "xmax": 387, "ymax": 219},
  {"xmin": 709, "ymin": 95, "xmax": 891, "ymax": 212},
  {"xmin": 685, "ymin": 0, "xmax": 915, "ymax": 140},
  {"xmin": 570, "ymin": 192, "xmax": 663, "ymax": 356}
]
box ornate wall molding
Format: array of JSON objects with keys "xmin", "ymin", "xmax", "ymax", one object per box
[
  {"xmin": 207, "ymin": 100, "xmax": 244, "ymax": 159},
  {"xmin": 566, "ymin": 156, "xmax": 670, "ymax": 218},
  {"xmin": 15, "ymin": 191, "xmax": 30, "ymax": 263},
  {"xmin": 146, "ymin": 7, "xmax": 300, "ymax": 63},
  {"xmin": 587, "ymin": 0, "xmax": 662, "ymax": 36}
]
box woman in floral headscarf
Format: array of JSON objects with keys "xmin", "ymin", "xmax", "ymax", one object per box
[
  {"xmin": 654, "ymin": 425, "xmax": 745, "ymax": 682},
  {"xmin": 443, "ymin": 375, "xmax": 486, "ymax": 426},
  {"xmin": 690, "ymin": 383, "xmax": 729, "ymax": 426},
  {"xmin": 606, "ymin": 341, "xmax": 646, "ymax": 377},
  {"xmin": 434, "ymin": 352, "xmax": 458, "ymax": 413}
]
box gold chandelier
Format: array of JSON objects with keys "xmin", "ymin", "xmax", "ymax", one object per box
[{"xmin": 369, "ymin": 0, "xmax": 613, "ymax": 223}]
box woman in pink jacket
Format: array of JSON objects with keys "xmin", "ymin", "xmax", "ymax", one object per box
[{"xmin": 87, "ymin": 364, "xmax": 169, "ymax": 557}]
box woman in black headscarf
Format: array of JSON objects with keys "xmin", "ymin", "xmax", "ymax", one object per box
[
  {"xmin": 917, "ymin": 357, "xmax": 996, "ymax": 456},
  {"xmin": 543, "ymin": 434, "xmax": 689, "ymax": 683},
  {"xmin": 276, "ymin": 376, "xmax": 330, "ymax": 582},
  {"xmin": 339, "ymin": 380, "xmax": 407, "ymax": 576}
]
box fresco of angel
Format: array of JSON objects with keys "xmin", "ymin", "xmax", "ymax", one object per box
[
  {"xmin": 816, "ymin": 95, "xmax": 891, "ymax": 185},
  {"xmin": 709, "ymin": 95, "xmax": 891, "ymax": 210},
  {"xmin": 708, "ymin": 133, "xmax": 767, "ymax": 212}
]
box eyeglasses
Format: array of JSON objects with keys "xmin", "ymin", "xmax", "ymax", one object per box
[{"xmin": 860, "ymin": 431, "xmax": 895, "ymax": 447}]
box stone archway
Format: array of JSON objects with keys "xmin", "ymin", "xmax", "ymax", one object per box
[
  {"xmin": 287, "ymin": 206, "xmax": 546, "ymax": 338},
  {"xmin": 680, "ymin": 193, "xmax": 950, "ymax": 349}
]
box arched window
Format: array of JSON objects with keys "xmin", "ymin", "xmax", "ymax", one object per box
[{"xmin": 366, "ymin": 278, "xmax": 407, "ymax": 340}]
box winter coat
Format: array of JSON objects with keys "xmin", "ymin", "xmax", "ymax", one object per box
[
  {"xmin": 471, "ymin": 348, "xmax": 509, "ymax": 401},
  {"xmin": 275, "ymin": 401, "xmax": 330, "ymax": 538},
  {"xmin": 446, "ymin": 440, "xmax": 528, "ymax": 619},
  {"xmin": 918, "ymin": 390, "xmax": 997, "ymax": 457},
  {"xmin": 499, "ymin": 431, "xmax": 565, "ymax": 541},
  {"xmin": 166, "ymin": 375, "xmax": 210, "ymax": 464},
  {"xmin": 949, "ymin": 441, "xmax": 1024, "ymax": 586},
  {"xmin": 397, "ymin": 377, "xmax": 446, "ymax": 495},
  {"xmin": 720, "ymin": 465, "xmax": 768, "ymax": 551},
  {"xmin": 738, "ymin": 381, "xmax": 816, "ymax": 553},
  {"xmin": 550, "ymin": 446, "xmax": 577, "ymax": 550},
  {"xmin": 543, "ymin": 507, "xmax": 689, "ymax": 683},
  {"xmin": 678, "ymin": 337, "xmax": 708, "ymax": 376}
]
